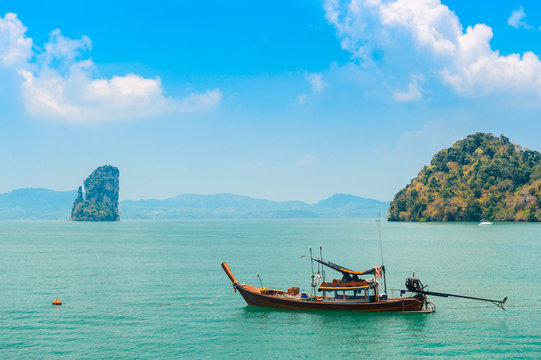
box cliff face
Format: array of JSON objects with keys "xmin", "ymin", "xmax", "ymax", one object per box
[
  {"xmin": 389, "ymin": 133, "xmax": 541, "ymax": 222},
  {"xmin": 71, "ymin": 165, "xmax": 120, "ymax": 221}
]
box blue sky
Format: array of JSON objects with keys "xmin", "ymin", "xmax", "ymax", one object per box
[{"xmin": 1, "ymin": 0, "xmax": 541, "ymax": 202}]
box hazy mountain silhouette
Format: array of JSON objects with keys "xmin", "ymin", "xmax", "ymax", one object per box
[{"xmin": 0, "ymin": 189, "xmax": 388, "ymax": 219}]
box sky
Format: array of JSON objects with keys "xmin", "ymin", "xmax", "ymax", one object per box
[{"xmin": 1, "ymin": 0, "xmax": 541, "ymax": 203}]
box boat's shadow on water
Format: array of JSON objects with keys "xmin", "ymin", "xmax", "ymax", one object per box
[
  {"xmin": 235, "ymin": 306, "xmax": 433, "ymax": 343},
  {"xmin": 239, "ymin": 305, "xmax": 432, "ymax": 323}
]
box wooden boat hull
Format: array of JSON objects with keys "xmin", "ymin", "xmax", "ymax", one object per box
[
  {"xmin": 222, "ymin": 262, "xmax": 432, "ymax": 313},
  {"xmin": 236, "ymin": 284, "xmax": 426, "ymax": 312}
]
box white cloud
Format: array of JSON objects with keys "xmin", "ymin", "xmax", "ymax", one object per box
[
  {"xmin": 296, "ymin": 93, "xmax": 307, "ymax": 104},
  {"xmin": 0, "ymin": 13, "xmax": 32, "ymax": 67},
  {"xmin": 324, "ymin": 0, "xmax": 541, "ymax": 97},
  {"xmin": 43, "ymin": 29, "xmax": 91, "ymax": 65},
  {"xmin": 296, "ymin": 73, "xmax": 325, "ymax": 105},
  {"xmin": 305, "ymin": 72, "xmax": 325, "ymax": 92},
  {"xmin": 19, "ymin": 69, "xmax": 173, "ymax": 121},
  {"xmin": 0, "ymin": 13, "xmax": 221, "ymax": 122},
  {"xmin": 393, "ymin": 74, "xmax": 424, "ymax": 102},
  {"xmin": 177, "ymin": 89, "xmax": 222, "ymax": 112},
  {"xmin": 508, "ymin": 7, "xmax": 529, "ymax": 29}
]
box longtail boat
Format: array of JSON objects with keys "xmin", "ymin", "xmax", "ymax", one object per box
[{"xmin": 221, "ymin": 247, "xmax": 508, "ymax": 312}]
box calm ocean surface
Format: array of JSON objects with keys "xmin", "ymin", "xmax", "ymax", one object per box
[{"xmin": 0, "ymin": 219, "xmax": 539, "ymax": 359}]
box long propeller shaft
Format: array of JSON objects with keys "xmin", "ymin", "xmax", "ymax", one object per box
[{"xmin": 412, "ymin": 290, "xmax": 508, "ymax": 310}]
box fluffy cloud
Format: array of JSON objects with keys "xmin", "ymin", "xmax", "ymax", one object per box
[
  {"xmin": 296, "ymin": 73, "xmax": 325, "ymax": 105},
  {"xmin": 324, "ymin": 0, "xmax": 541, "ymax": 97},
  {"xmin": 508, "ymin": 7, "xmax": 529, "ymax": 29},
  {"xmin": 0, "ymin": 13, "xmax": 32, "ymax": 67},
  {"xmin": 393, "ymin": 74, "xmax": 424, "ymax": 102},
  {"xmin": 305, "ymin": 72, "xmax": 326, "ymax": 92},
  {"xmin": 0, "ymin": 13, "xmax": 221, "ymax": 122},
  {"xmin": 43, "ymin": 29, "xmax": 91, "ymax": 65}
]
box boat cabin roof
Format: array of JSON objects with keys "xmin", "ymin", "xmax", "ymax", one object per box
[
  {"xmin": 318, "ymin": 278, "xmax": 377, "ymax": 292},
  {"xmin": 313, "ymin": 258, "xmax": 381, "ymax": 277}
]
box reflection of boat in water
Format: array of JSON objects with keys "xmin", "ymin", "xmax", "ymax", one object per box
[
  {"xmin": 222, "ymin": 247, "xmax": 507, "ymax": 312},
  {"xmin": 479, "ymin": 219, "xmax": 493, "ymax": 225}
]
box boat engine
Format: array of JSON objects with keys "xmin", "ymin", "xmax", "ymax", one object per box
[
  {"xmin": 404, "ymin": 275, "xmax": 508, "ymax": 311},
  {"xmin": 405, "ymin": 277, "xmax": 433, "ymax": 308},
  {"xmin": 405, "ymin": 277, "xmax": 425, "ymax": 292}
]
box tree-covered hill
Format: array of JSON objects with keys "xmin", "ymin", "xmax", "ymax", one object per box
[{"xmin": 389, "ymin": 133, "xmax": 541, "ymax": 222}]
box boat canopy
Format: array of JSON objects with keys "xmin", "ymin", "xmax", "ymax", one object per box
[{"xmin": 312, "ymin": 258, "xmax": 382, "ymax": 277}]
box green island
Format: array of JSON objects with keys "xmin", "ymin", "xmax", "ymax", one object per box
[
  {"xmin": 389, "ymin": 132, "xmax": 541, "ymax": 222},
  {"xmin": 71, "ymin": 165, "xmax": 120, "ymax": 221}
]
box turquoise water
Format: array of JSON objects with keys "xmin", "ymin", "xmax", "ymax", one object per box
[{"xmin": 0, "ymin": 219, "xmax": 539, "ymax": 359}]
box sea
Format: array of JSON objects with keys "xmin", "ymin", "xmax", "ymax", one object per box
[{"xmin": 0, "ymin": 219, "xmax": 539, "ymax": 359}]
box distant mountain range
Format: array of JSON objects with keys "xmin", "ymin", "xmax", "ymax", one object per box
[
  {"xmin": 0, "ymin": 189, "xmax": 389, "ymax": 220},
  {"xmin": 121, "ymin": 193, "xmax": 388, "ymax": 219},
  {"xmin": 0, "ymin": 188, "xmax": 77, "ymax": 220}
]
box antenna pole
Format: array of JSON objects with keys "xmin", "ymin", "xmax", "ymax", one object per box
[
  {"xmin": 378, "ymin": 211, "xmax": 388, "ymax": 295},
  {"xmin": 309, "ymin": 246, "xmax": 315, "ymax": 295},
  {"xmin": 320, "ymin": 245, "xmax": 325, "ymax": 282}
]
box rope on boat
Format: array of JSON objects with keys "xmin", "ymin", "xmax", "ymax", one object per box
[{"xmin": 159, "ymin": 294, "xmax": 228, "ymax": 307}]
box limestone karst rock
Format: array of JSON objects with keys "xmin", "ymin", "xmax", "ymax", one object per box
[{"xmin": 71, "ymin": 165, "xmax": 119, "ymax": 221}]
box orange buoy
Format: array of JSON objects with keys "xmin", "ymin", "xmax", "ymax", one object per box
[{"xmin": 52, "ymin": 299, "xmax": 62, "ymax": 306}]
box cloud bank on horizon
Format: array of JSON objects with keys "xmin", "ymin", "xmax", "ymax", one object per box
[
  {"xmin": 0, "ymin": 13, "xmax": 221, "ymax": 123},
  {"xmin": 324, "ymin": 0, "xmax": 541, "ymax": 99}
]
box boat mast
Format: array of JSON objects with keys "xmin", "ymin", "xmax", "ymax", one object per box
[{"xmin": 378, "ymin": 211, "xmax": 388, "ymax": 295}]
